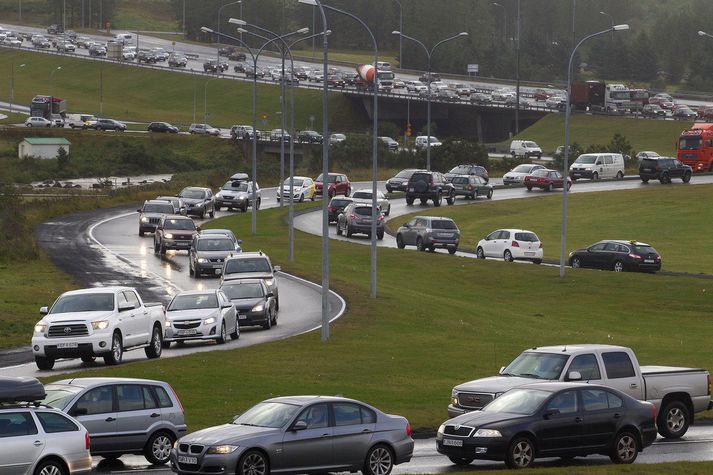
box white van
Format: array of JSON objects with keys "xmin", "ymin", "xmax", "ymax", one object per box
[
  {"xmin": 415, "ymin": 135, "xmax": 442, "ymax": 150},
  {"xmin": 115, "ymin": 33, "xmax": 133, "ymax": 44},
  {"xmin": 569, "ymin": 152, "xmax": 625, "ymax": 180},
  {"xmin": 510, "ymin": 140, "xmax": 542, "ymax": 159},
  {"xmin": 376, "ymin": 61, "xmax": 391, "ymax": 71}
]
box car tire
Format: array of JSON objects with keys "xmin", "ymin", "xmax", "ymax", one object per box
[
  {"xmin": 160, "ymin": 242, "xmax": 166, "ymax": 255},
  {"xmin": 299, "ymin": 193, "xmax": 304, "ymax": 203},
  {"xmin": 533, "ymin": 259, "xmax": 542, "ymax": 264},
  {"xmin": 145, "ymin": 326, "xmax": 163, "ymax": 359},
  {"xmin": 144, "ymin": 431, "xmax": 175, "ymax": 465},
  {"xmin": 103, "ymin": 332, "xmax": 123, "ymax": 365},
  {"xmin": 34, "ymin": 458, "xmax": 67, "ymax": 475},
  {"xmin": 209, "ymin": 207, "xmax": 215, "ymax": 218},
  {"xmin": 448, "ymin": 247, "xmax": 457, "ymax": 255},
  {"xmin": 571, "ymin": 257, "xmax": 581, "ymax": 268},
  {"xmin": 446, "ymin": 192, "xmax": 455, "ymax": 205},
  {"xmin": 616, "ymin": 171, "xmax": 624, "ymax": 180},
  {"xmin": 613, "ymin": 260, "xmax": 624, "ymax": 272},
  {"xmin": 433, "ymin": 192, "xmax": 442, "ymax": 207},
  {"xmin": 345, "ymin": 187, "xmax": 351, "ymax": 197},
  {"xmin": 641, "ymin": 178, "xmax": 649, "ymax": 183},
  {"xmin": 660, "ymin": 173, "xmax": 670, "ymax": 184},
  {"xmin": 504, "ymin": 250, "xmax": 514, "ymax": 262},
  {"xmin": 658, "ymin": 400, "xmax": 690, "ymax": 438},
  {"xmin": 154, "ymin": 240, "xmax": 160, "ymax": 253},
  {"xmin": 364, "ymin": 444, "xmax": 394, "ymax": 475},
  {"xmin": 448, "ymin": 456, "xmax": 474, "ymax": 466},
  {"xmin": 336, "ymin": 224, "xmax": 343, "ymax": 236},
  {"xmin": 526, "ymin": 186, "xmax": 532, "ymax": 191},
  {"xmin": 683, "ymin": 171, "xmax": 691, "ymax": 183},
  {"xmin": 476, "ymin": 247, "xmax": 485, "ymax": 259},
  {"xmin": 593, "ymin": 172, "xmax": 599, "ymax": 180},
  {"xmin": 346, "ymin": 226, "xmax": 353, "ymax": 238},
  {"xmin": 396, "ymin": 234, "xmax": 405, "ymax": 249},
  {"xmin": 271, "ymin": 307, "xmax": 278, "ymax": 326},
  {"xmin": 35, "ymin": 356, "xmax": 55, "ymax": 370},
  {"xmin": 256, "ymin": 198, "xmax": 261, "ymax": 210},
  {"xmin": 242, "ymin": 202, "xmax": 248, "ymax": 213},
  {"xmin": 377, "ymin": 230, "xmax": 384, "ymax": 240},
  {"xmin": 385, "ymin": 206, "xmax": 390, "ymax": 216},
  {"xmin": 609, "ymin": 431, "xmax": 639, "ymax": 464},
  {"xmin": 416, "ymin": 237, "xmax": 425, "ymax": 252},
  {"xmin": 406, "ymin": 196, "xmax": 414, "ymax": 205},
  {"xmin": 199, "ymin": 210, "xmax": 205, "ymax": 219},
  {"xmin": 505, "ymin": 436, "xmax": 535, "ymax": 469},
  {"xmin": 567, "ymin": 181, "xmax": 572, "ymax": 191},
  {"xmin": 217, "ymin": 322, "xmax": 227, "ymax": 344},
  {"xmin": 487, "ymin": 189, "xmax": 493, "ymax": 199},
  {"xmin": 238, "ymin": 450, "xmax": 269, "ymax": 475},
  {"xmin": 139, "ymin": 230, "xmax": 144, "ymax": 236},
  {"xmin": 546, "ymin": 183, "xmax": 553, "ymax": 192},
  {"xmin": 230, "ymin": 320, "xmax": 240, "ymax": 339}
]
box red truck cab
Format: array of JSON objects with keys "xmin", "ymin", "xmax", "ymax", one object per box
[{"xmin": 677, "ymin": 123, "xmax": 713, "ymax": 172}]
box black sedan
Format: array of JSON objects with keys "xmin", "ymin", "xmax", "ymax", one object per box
[
  {"xmin": 219, "ymin": 279, "xmax": 277, "ymax": 330},
  {"xmin": 569, "ymin": 240, "xmax": 661, "ymax": 273},
  {"xmin": 385, "ymin": 168, "xmax": 420, "ymax": 193},
  {"xmin": 437, "ymin": 382, "xmax": 657, "ymax": 469},
  {"xmin": 148, "ymin": 121, "xmax": 179, "ymax": 133}
]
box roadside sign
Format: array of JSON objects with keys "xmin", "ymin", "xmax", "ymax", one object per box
[{"xmin": 467, "ymin": 64, "xmax": 479, "ymax": 74}]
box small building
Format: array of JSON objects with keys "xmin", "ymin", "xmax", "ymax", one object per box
[{"xmin": 18, "ymin": 137, "xmax": 71, "ymax": 159}]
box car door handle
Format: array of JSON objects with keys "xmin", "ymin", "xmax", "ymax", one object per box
[
  {"xmin": 362, "ymin": 429, "xmax": 371, "ymax": 433},
  {"xmin": 33, "ymin": 440, "xmax": 43, "ymax": 446},
  {"xmin": 574, "ymin": 417, "xmax": 583, "ymax": 423},
  {"xmin": 614, "ymin": 413, "xmax": 622, "ymax": 419},
  {"xmin": 105, "ymin": 417, "xmax": 116, "ymax": 422},
  {"xmin": 150, "ymin": 413, "xmax": 160, "ymax": 418},
  {"xmin": 321, "ymin": 433, "xmax": 330, "ymax": 438},
  {"xmin": 630, "ymin": 383, "xmax": 638, "ymax": 389}
]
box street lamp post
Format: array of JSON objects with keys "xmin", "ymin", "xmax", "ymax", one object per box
[
  {"xmin": 515, "ymin": 0, "xmax": 520, "ymax": 135},
  {"xmin": 392, "ymin": 0, "xmax": 402, "ymax": 67},
  {"xmin": 492, "ymin": 2, "xmax": 507, "ymax": 42},
  {"xmin": 600, "ymin": 11, "xmax": 614, "ymax": 40},
  {"xmin": 10, "ymin": 63, "xmax": 26, "ymax": 115},
  {"xmin": 217, "ymin": 1, "xmax": 242, "ymax": 63},
  {"xmin": 203, "ymin": 77, "xmax": 216, "ymax": 125},
  {"xmin": 49, "ymin": 66, "xmax": 61, "ymax": 97},
  {"xmin": 559, "ymin": 23, "xmax": 630, "ymax": 278},
  {"xmin": 392, "ymin": 31, "xmax": 468, "ymax": 171}
]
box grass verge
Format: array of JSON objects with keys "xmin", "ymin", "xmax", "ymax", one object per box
[{"xmin": 40, "ymin": 187, "xmax": 713, "ymax": 434}]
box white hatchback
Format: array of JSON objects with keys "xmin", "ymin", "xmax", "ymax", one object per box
[
  {"xmin": 25, "ymin": 116, "xmax": 52, "ymax": 128},
  {"xmin": 277, "ymin": 176, "xmax": 315, "ymax": 202},
  {"xmin": 476, "ymin": 228, "xmax": 543, "ymax": 264}
]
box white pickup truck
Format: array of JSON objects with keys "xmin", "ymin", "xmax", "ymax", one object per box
[
  {"xmin": 32, "ymin": 286, "xmax": 166, "ymax": 370},
  {"xmin": 448, "ymin": 344, "xmax": 712, "ymax": 439}
]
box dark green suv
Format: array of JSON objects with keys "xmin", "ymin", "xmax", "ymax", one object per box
[
  {"xmin": 406, "ymin": 171, "xmax": 455, "ymax": 207},
  {"xmin": 639, "ymin": 157, "xmax": 692, "ymax": 184}
]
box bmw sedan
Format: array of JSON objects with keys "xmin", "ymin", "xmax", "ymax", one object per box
[
  {"xmin": 569, "ymin": 240, "xmax": 662, "ymax": 273},
  {"xmin": 170, "ymin": 395, "xmax": 414, "ymax": 475},
  {"xmin": 164, "ymin": 290, "xmax": 238, "ymax": 346},
  {"xmin": 436, "ymin": 382, "xmax": 657, "ymax": 469}
]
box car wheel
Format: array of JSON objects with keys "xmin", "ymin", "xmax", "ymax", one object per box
[
  {"xmin": 396, "ymin": 234, "xmax": 405, "ymax": 249},
  {"xmin": 532, "ymin": 259, "xmax": 542, "ymax": 265},
  {"xmin": 346, "ymin": 226, "xmax": 353, "ymax": 238},
  {"xmin": 199, "ymin": 210, "xmax": 205, "ymax": 219},
  {"xmin": 476, "ymin": 247, "xmax": 485, "ymax": 259},
  {"xmin": 299, "ymin": 193, "xmax": 305, "ymax": 203},
  {"xmin": 504, "ymin": 250, "xmax": 514, "ymax": 262},
  {"xmin": 377, "ymin": 230, "xmax": 384, "ymax": 240},
  {"xmin": 242, "ymin": 202, "xmax": 248, "ymax": 213},
  {"xmin": 144, "ymin": 325, "xmax": 163, "ymax": 359},
  {"xmin": 336, "ymin": 223, "xmax": 343, "ymax": 235},
  {"xmin": 256, "ymin": 198, "xmax": 261, "ymax": 210},
  {"xmin": 433, "ymin": 192, "xmax": 442, "ymax": 207},
  {"xmin": 448, "ymin": 247, "xmax": 457, "ymax": 254},
  {"xmin": 144, "ymin": 431, "xmax": 175, "ymax": 465},
  {"xmin": 271, "ymin": 306, "xmax": 278, "ymax": 326},
  {"xmin": 364, "ymin": 444, "xmax": 394, "ymax": 475},
  {"xmin": 487, "ymin": 189, "xmax": 493, "ymax": 199},
  {"xmin": 593, "ymin": 171, "xmax": 599, "ymax": 180},
  {"xmin": 448, "ymin": 456, "xmax": 474, "ymax": 466},
  {"xmin": 154, "ymin": 240, "xmax": 160, "ymax": 253},
  {"xmin": 571, "ymin": 257, "xmax": 581, "ymax": 268},
  {"xmin": 609, "ymin": 431, "xmax": 639, "ymax": 464},
  {"xmin": 683, "ymin": 171, "xmax": 691, "ymax": 183},
  {"xmin": 616, "ymin": 171, "xmax": 624, "ymax": 180},
  {"xmin": 209, "ymin": 207, "xmax": 215, "ymax": 218},
  {"xmin": 103, "ymin": 332, "xmax": 123, "ymax": 365},
  {"xmin": 311, "ymin": 192, "xmax": 316, "ymax": 202},
  {"xmin": 526, "ymin": 186, "xmax": 532, "ymax": 191},
  {"xmin": 34, "ymin": 459, "xmax": 67, "ymax": 475},
  {"xmin": 505, "ymin": 436, "xmax": 535, "ymax": 469},
  {"xmin": 160, "ymin": 242, "xmax": 166, "ymax": 255},
  {"xmin": 345, "ymin": 187, "xmax": 351, "ymax": 197},
  {"xmin": 416, "ymin": 237, "xmax": 425, "ymax": 252},
  {"xmin": 385, "ymin": 205, "xmax": 390, "ymax": 216},
  {"xmin": 139, "ymin": 230, "xmax": 144, "ymax": 236},
  {"xmin": 406, "ymin": 196, "xmax": 414, "ymax": 205},
  {"xmin": 546, "ymin": 183, "xmax": 553, "ymax": 192},
  {"xmin": 35, "ymin": 356, "xmax": 55, "ymax": 370},
  {"xmin": 660, "ymin": 172, "xmax": 670, "ymax": 184},
  {"xmin": 567, "ymin": 181, "xmax": 572, "ymax": 191},
  {"xmin": 230, "ymin": 320, "xmax": 240, "ymax": 339},
  {"xmin": 238, "ymin": 450, "xmax": 269, "ymax": 475},
  {"xmin": 189, "ymin": 260, "xmax": 195, "ymax": 276},
  {"xmin": 658, "ymin": 400, "xmax": 690, "ymax": 438},
  {"xmin": 216, "ymin": 322, "xmax": 227, "ymax": 344},
  {"xmin": 641, "ymin": 178, "xmax": 649, "ymax": 183}
]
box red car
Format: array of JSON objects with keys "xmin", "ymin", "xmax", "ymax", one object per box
[
  {"xmin": 524, "ymin": 168, "xmax": 572, "ymax": 191},
  {"xmin": 314, "ymin": 172, "xmax": 351, "ymax": 198}
]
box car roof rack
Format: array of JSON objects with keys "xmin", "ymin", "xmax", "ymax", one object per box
[{"xmin": 0, "ymin": 376, "xmax": 46, "ymax": 404}]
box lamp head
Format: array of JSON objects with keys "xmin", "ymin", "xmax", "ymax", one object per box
[
  {"xmin": 599, "ymin": 11, "xmax": 608, "ymax": 15},
  {"xmin": 297, "ymin": 27, "xmax": 310, "ymax": 34},
  {"xmin": 56, "ymin": 66, "xmax": 61, "ymax": 70},
  {"xmin": 458, "ymin": 32, "xmax": 469, "ymax": 36},
  {"xmin": 698, "ymin": 30, "xmax": 708, "ymax": 37},
  {"xmin": 228, "ymin": 18, "xmax": 246, "ymax": 26},
  {"xmin": 236, "ymin": 27, "xmax": 248, "ymax": 34},
  {"xmin": 200, "ymin": 26, "xmax": 214, "ymax": 33},
  {"xmin": 613, "ymin": 24, "xmax": 630, "ymax": 31},
  {"xmin": 298, "ymin": 0, "xmax": 318, "ymax": 5},
  {"xmin": 392, "ymin": 30, "xmax": 401, "ymax": 35}
]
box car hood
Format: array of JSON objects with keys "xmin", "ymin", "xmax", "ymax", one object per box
[
  {"xmin": 42, "ymin": 311, "xmax": 115, "ymax": 324},
  {"xmin": 229, "ymin": 297, "xmax": 263, "ymax": 310},
  {"xmin": 218, "ymin": 191, "xmax": 251, "ymax": 199},
  {"xmin": 388, "ymin": 177, "xmax": 408, "ymax": 183},
  {"xmin": 181, "ymin": 198, "xmax": 205, "ymax": 205},
  {"xmin": 503, "ymin": 171, "xmax": 528, "ymax": 178},
  {"xmin": 281, "ymin": 186, "xmax": 304, "ymax": 193},
  {"xmin": 223, "ymin": 272, "xmax": 273, "ymax": 281},
  {"xmin": 454, "ymin": 375, "xmax": 547, "ymax": 394},
  {"xmin": 181, "ymin": 423, "xmax": 279, "ymax": 446},
  {"xmin": 196, "ymin": 250, "xmax": 234, "ymax": 259},
  {"xmin": 446, "ymin": 410, "xmax": 526, "ymax": 427},
  {"xmin": 167, "ymin": 308, "xmax": 217, "ymax": 321}
]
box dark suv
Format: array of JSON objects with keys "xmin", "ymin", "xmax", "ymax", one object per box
[
  {"xmin": 406, "ymin": 171, "xmax": 455, "ymax": 207},
  {"xmin": 154, "ymin": 215, "xmax": 199, "ymax": 254},
  {"xmin": 639, "ymin": 157, "xmax": 692, "ymax": 184},
  {"xmin": 444, "ymin": 164, "xmax": 489, "ymax": 183}
]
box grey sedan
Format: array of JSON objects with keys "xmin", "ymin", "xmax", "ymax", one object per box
[
  {"xmin": 351, "ymin": 189, "xmax": 391, "ymax": 216},
  {"xmin": 170, "ymin": 395, "xmax": 414, "ymax": 475},
  {"xmin": 164, "ymin": 290, "xmax": 238, "ymax": 346},
  {"xmin": 219, "ymin": 279, "xmax": 277, "ymax": 329}
]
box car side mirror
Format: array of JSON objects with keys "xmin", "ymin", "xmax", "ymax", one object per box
[
  {"xmin": 567, "ymin": 371, "xmax": 582, "ymax": 381},
  {"xmin": 70, "ymin": 407, "xmax": 88, "ymax": 417},
  {"xmin": 237, "ymin": 240, "xmax": 243, "ymax": 244},
  {"xmin": 498, "ymin": 366, "xmax": 506, "ymax": 375},
  {"xmin": 274, "ymin": 265, "xmax": 281, "ymax": 272},
  {"xmin": 136, "ymin": 209, "xmax": 142, "ymax": 213},
  {"xmin": 196, "ymin": 226, "xmax": 202, "ymax": 232},
  {"xmin": 40, "ymin": 306, "xmax": 49, "ymax": 315},
  {"xmin": 543, "ymin": 409, "xmax": 560, "ymax": 419},
  {"xmin": 118, "ymin": 302, "xmax": 135, "ymax": 312},
  {"xmin": 292, "ymin": 420, "xmax": 308, "ymax": 431},
  {"xmin": 266, "ymin": 292, "xmax": 275, "ymax": 298},
  {"xmin": 403, "ymin": 223, "xmax": 410, "ymax": 228},
  {"xmin": 232, "ymin": 414, "xmax": 241, "ymax": 422}
]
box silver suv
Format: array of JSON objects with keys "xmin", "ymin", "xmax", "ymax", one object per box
[
  {"xmin": 221, "ymin": 251, "xmax": 280, "ymax": 309},
  {"xmin": 138, "ymin": 199, "xmax": 176, "ymax": 236},
  {"xmin": 41, "ymin": 377, "xmax": 187, "ymax": 465},
  {"xmin": 396, "ymin": 216, "xmax": 460, "ymax": 254},
  {"xmin": 0, "ymin": 376, "xmax": 92, "ymax": 475}
]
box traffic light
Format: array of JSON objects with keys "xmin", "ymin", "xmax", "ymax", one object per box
[{"xmin": 406, "ymin": 122, "xmax": 412, "ymax": 137}]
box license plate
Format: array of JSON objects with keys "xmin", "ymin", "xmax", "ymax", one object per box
[
  {"xmin": 57, "ymin": 342, "xmax": 78, "ymax": 349},
  {"xmin": 443, "ymin": 438, "xmax": 463, "ymax": 447},
  {"xmin": 525, "ymin": 252, "xmax": 535, "ymax": 256},
  {"xmin": 644, "ymin": 259, "xmax": 654, "ymax": 263},
  {"xmin": 238, "ymin": 314, "xmax": 247, "ymax": 320},
  {"xmin": 178, "ymin": 329, "xmax": 197, "ymax": 335},
  {"xmin": 178, "ymin": 455, "xmax": 198, "ymax": 464},
  {"xmin": 438, "ymin": 233, "xmax": 451, "ymax": 237}
]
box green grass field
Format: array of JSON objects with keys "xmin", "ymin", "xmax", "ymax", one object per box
[
  {"xmin": 0, "ymin": 49, "xmax": 368, "ymax": 131},
  {"xmin": 508, "ymin": 114, "xmax": 691, "ymax": 155},
  {"xmin": 39, "ymin": 185, "xmax": 713, "ymax": 434}
]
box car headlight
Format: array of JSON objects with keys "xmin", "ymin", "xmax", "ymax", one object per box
[
  {"xmin": 165, "ymin": 320, "xmax": 172, "ymax": 328},
  {"xmin": 207, "ymin": 445, "xmax": 239, "ymax": 454},
  {"xmin": 438, "ymin": 424, "xmax": 445, "ymax": 436},
  {"xmin": 251, "ymin": 303, "xmax": 265, "ymax": 313},
  {"xmin": 141, "ymin": 217, "xmax": 149, "ymax": 223},
  {"xmin": 164, "ymin": 233, "xmax": 173, "ymax": 239},
  {"xmin": 91, "ymin": 320, "xmax": 109, "ymax": 330},
  {"xmin": 34, "ymin": 322, "xmax": 47, "ymax": 333},
  {"xmin": 264, "ymin": 278, "xmax": 275, "ymax": 287},
  {"xmin": 204, "ymin": 317, "xmax": 216, "ymax": 325},
  {"xmin": 473, "ymin": 429, "xmax": 502, "ymax": 438},
  {"xmin": 197, "ymin": 258, "xmax": 207, "ymax": 263}
]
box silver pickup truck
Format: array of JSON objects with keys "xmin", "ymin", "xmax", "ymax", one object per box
[{"xmin": 448, "ymin": 344, "xmax": 712, "ymax": 438}]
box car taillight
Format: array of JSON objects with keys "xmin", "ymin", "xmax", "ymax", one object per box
[
  {"xmin": 349, "ymin": 214, "xmax": 356, "ymax": 220},
  {"xmin": 628, "ymin": 253, "xmax": 642, "ymax": 260},
  {"xmin": 651, "ymin": 403, "xmax": 657, "ymax": 424},
  {"xmin": 406, "ymin": 421, "xmax": 413, "ymax": 438},
  {"xmin": 511, "ymin": 241, "xmax": 519, "ymax": 247},
  {"xmin": 168, "ymin": 384, "xmax": 184, "ymax": 413},
  {"xmin": 328, "ymin": 207, "xmax": 333, "ymax": 212},
  {"xmin": 708, "ymin": 374, "xmax": 711, "ymax": 395},
  {"xmin": 378, "ymin": 214, "xmax": 385, "ymax": 222},
  {"xmin": 656, "ymin": 255, "xmax": 661, "ymax": 261},
  {"xmin": 85, "ymin": 431, "xmax": 91, "ymax": 450},
  {"xmin": 467, "ymin": 185, "xmax": 473, "ymax": 191}
]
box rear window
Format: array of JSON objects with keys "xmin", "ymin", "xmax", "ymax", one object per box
[
  {"xmin": 602, "ymin": 352, "xmax": 636, "ymax": 379},
  {"xmin": 431, "ymin": 220, "xmax": 457, "ymax": 230},
  {"xmin": 531, "ymin": 169, "xmax": 548, "ymax": 177},
  {"xmin": 451, "ymin": 177, "xmax": 468, "ymax": 185},
  {"xmin": 410, "ymin": 172, "xmax": 432, "ymax": 182},
  {"xmin": 354, "ymin": 207, "xmax": 373, "ymax": 216},
  {"xmin": 641, "ymin": 158, "xmax": 659, "ymax": 168},
  {"xmin": 330, "ymin": 199, "xmax": 351, "ymax": 207},
  {"xmin": 633, "ymin": 245, "xmax": 657, "ymax": 255},
  {"xmin": 449, "ymin": 165, "xmax": 472, "ymax": 174},
  {"xmin": 352, "ymin": 191, "xmax": 371, "ymax": 200},
  {"xmin": 514, "ymin": 232, "xmax": 539, "ymax": 242},
  {"xmin": 225, "ymin": 257, "xmax": 272, "ymax": 274}
]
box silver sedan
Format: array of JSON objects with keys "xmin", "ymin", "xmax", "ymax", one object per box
[
  {"xmin": 164, "ymin": 289, "xmax": 238, "ymax": 346},
  {"xmin": 351, "ymin": 189, "xmax": 391, "ymax": 216},
  {"xmin": 170, "ymin": 395, "xmax": 414, "ymax": 475}
]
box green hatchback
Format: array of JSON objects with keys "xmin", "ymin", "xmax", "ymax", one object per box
[{"xmin": 451, "ymin": 174, "xmax": 494, "ymax": 200}]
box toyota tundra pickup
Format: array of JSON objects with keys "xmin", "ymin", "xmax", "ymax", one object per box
[
  {"xmin": 448, "ymin": 344, "xmax": 712, "ymax": 439},
  {"xmin": 32, "ymin": 287, "xmax": 166, "ymax": 370}
]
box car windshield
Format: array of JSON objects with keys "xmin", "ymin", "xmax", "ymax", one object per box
[
  {"xmin": 482, "ymin": 389, "xmax": 551, "ymax": 415},
  {"xmin": 531, "ymin": 169, "xmax": 548, "ymax": 177},
  {"xmin": 221, "ymin": 282, "xmax": 264, "ymax": 299},
  {"xmin": 451, "ymin": 177, "xmax": 468, "ymax": 185},
  {"xmin": 502, "ymin": 352, "xmax": 569, "ymax": 380},
  {"xmin": 180, "ymin": 189, "xmax": 206, "ymax": 199},
  {"xmin": 225, "ymin": 257, "xmax": 271, "ymax": 274},
  {"xmin": 431, "ymin": 220, "xmax": 457, "ymax": 230},
  {"xmin": 40, "ymin": 384, "xmax": 83, "ymax": 409},
  {"xmin": 352, "ymin": 191, "xmax": 372, "ymax": 199},
  {"xmin": 514, "ymin": 232, "xmax": 540, "ymax": 242},
  {"xmin": 316, "ymin": 174, "xmax": 337, "ymax": 183},
  {"xmin": 168, "ymin": 293, "xmax": 218, "ymax": 311},
  {"xmin": 512, "ymin": 165, "xmax": 534, "ymax": 173},
  {"xmin": 164, "ymin": 219, "xmax": 196, "ymax": 230},
  {"xmin": 233, "ymin": 402, "xmax": 302, "ymax": 428},
  {"xmin": 50, "ymin": 293, "xmax": 114, "ymax": 314},
  {"xmin": 395, "ymin": 170, "xmax": 414, "ymax": 179},
  {"xmin": 143, "ymin": 203, "xmax": 174, "ymax": 214},
  {"xmin": 284, "ymin": 178, "xmax": 304, "ymax": 187},
  {"xmin": 575, "ymin": 155, "xmax": 598, "ymax": 164},
  {"xmin": 679, "ymin": 136, "xmax": 701, "ymax": 150},
  {"xmin": 196, "ymin": 239, "xmax": 235, "ymax": 251},
  {"xmin": 222, "ymin": 181, "xmax": 249, "ymax": 192}
]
